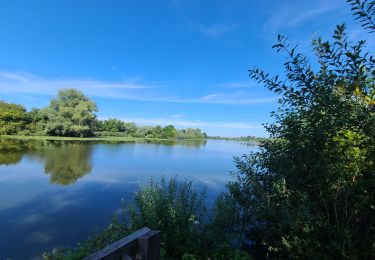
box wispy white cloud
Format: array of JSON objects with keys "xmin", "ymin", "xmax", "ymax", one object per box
[
  {"xmin": 215, "ymin": 81, "xmax": 257, "ymax": 89},
  {"xmin": 0, "ymin": 71, "xmax": 150, "ymax": 97},
  {"xmin": 263, "ymin": 1, "xmax": 344, "ymax": 34},
  {"xmin": 198, "ymin": 22, "xmax": 238, "ymax": 37},
  {"xmin": 287, "ymin": 7, "xmax": 336, "ymax": 28},
  {"xmin": 169, "ymin": 0, "xmax": 238, "ymax": 38},
  {"xmin": 0, "ymin": 71, "xmax": 276, "ymax": 105},
  {"xmin": 348, "ymin": 28, "xmax": 375, "ymax": 48},
  {"xmin": 170, "ymin": 114, "xmax": 185, "ymax": 119},
  {"xmin": 196, "ymin": 92, "xmax": 277, "ymax": 105},
  {"xmin": 26, "ymin": 231, "xmax": 54, "ymax": 244},
  {"xmin": 171, "ymin": 0, "xmax": 200, "ymax": 8},
  {"xmin": 109, "ymin": 65, "xmax": 120, "ymax": 71}
]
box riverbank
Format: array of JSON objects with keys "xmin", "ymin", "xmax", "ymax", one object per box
[
  {"xmin": 207, "ymin": 135, "xmax": 265, "ymax": 144},
  {"xmin": 0, "ymin": 134, "xmax": 207, "ymax": 142}
]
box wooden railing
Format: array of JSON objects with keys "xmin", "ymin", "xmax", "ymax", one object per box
[{"xmin": 83, "ymin": 227, "xmax": 161, "ymax": 260}]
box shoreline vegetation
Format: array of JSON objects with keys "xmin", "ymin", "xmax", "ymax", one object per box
[
  {"xmin": 0, "ymin": 89, "xmax": 265, "ymax": 143},
  {"xmin": 0, "ymin": 89, "xmax": 209, "ymax": 140},
  {"xmin": 0, "ymin": 134, "xmax": 264, "ymax": 144},
  {"xmin": 0, "ymin": 134, "xmax": 205, "ymax": 142},
  {"xmin": 207, "ymin": 135, "xmax": 266, "ymax": 143}
]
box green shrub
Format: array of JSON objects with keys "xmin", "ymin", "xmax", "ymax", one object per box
[
  {"xmin": 16, "ymin": 129, "xmax": 33, "ymax": 136},
  {"xmin": 120, "ymin": 177, "xmax": 208, "ymax": 259}
]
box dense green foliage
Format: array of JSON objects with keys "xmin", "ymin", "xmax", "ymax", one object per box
[
  {"xmin": 95, "ymin": 125, "xmax": 205, "ymax": 140},
  {"xmin": 0, "ymin": 89, "xmax": 207, "ymax": 140},
  {"xmin": 161, "ymin": 125, "xmax": 178, "ymax": 139},
  {"xmin": 96, "ymin": 118, "xmax": 137, "ymax": 135},
  {"xmin": 225, "ymin": 1, "xmax": 375, "ymax": 258},
  {"xmin": 0, "ymin": 101, "xmax": 29, "ymax": 135},
  {"xmin": 43, "ymin": 89, "xmax": 98, "ymax": 137},
  {"xmin": 177, "ymin": 128, "xmax": 207, "ymax": 140},
  {"xmin": 96, "ymin": 122, "xmax": 182, "ymax": 139},
  {"xmin": 122, "ymin": 177, "xmax": 208, "ymax": 258},
  {"xmin": 0, "ymin": 89, "xmax": 98, "ymax": 137}
]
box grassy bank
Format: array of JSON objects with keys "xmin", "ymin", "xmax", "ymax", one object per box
[
  {"xmin": 0, "ymin": 134, "xmax": 206, "ymax": 143},
  {"xmin": 207, "ymin": 135, "xmax": 265, "ymax": 144}
]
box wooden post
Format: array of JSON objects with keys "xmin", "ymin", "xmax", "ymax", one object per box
[
  {"xmin": 83, "ymin": 227, "xmax": 151, "ymax": 260},
  {"xmin": 138, "ymin": 230, "xmax": 161, "ymax": 260}
]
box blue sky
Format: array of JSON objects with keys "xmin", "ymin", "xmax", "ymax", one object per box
[{"xmin": 0, "ymin": 0, "xmax": 373, "ymax": 137}]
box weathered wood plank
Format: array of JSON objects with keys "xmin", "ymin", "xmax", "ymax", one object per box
[
  {"xmin": 83, "ymin": 227, "xmax": 151, "ymax": 260},
  {"xmin": 138, "ymin": 231, "xmax": 161, "ymax": 260}
]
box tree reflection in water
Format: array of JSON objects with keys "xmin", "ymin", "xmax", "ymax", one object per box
[
  {"xmin": 0, "ymin": 138, "xmax": 207, "ymax": 185},
  {"xmin": 0, "ymin": 138, "xmax": 93, "ymax": 185},
  {"xmin": 0, "ymin": 138, "xmax": 36, "ymax": 165},
  {"xmin": 39, "ymin": 142, "xmax": 93, "ymax": 185}
]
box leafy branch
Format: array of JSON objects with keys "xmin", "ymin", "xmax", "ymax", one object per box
[{"xmin": 347, "ymin": 0, "xmax": 375, "ymax": 33}]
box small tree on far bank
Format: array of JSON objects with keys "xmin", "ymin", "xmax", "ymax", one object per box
[
  {"xmin": 44, "ymin": 89, "xmax": 98, "ymax": 137},
  {"xmin": 0, "ymin": 101, "xmax": 28, "ymax": 135},
  {"xmin": 162, "ymin": 125, "xmax": 178, "ymax": 139}
]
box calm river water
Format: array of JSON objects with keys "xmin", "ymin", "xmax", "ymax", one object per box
[{"xmin": 0, "ymin": 138, "xmax": 257, "ymax": 259}]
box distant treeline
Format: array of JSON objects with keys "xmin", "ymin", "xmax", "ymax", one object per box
[
  {"xmin": 0, "ymin": 88, "xmax": 206, "ymax": 140},
  {"xmin": 208, "ymin": 135, "xmax": 266, "ymax": 143},
  {"xmin": 95, "ymin": 120, "xmax": 207, "ymax": 140}
]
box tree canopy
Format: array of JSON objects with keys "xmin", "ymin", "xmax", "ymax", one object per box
[
  {"xmin": 0, "ymin": 101, "xmax": 28, "ymax": 135},
  {"xmin": 43, "ymin": 89, "xmax": 98, "ymax": 137},
  {"xmin": 162, "ymin": 125, "xmax": 178, "ymax": 139}
]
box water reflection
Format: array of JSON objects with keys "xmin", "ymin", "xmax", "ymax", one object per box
[
  {"xmin": 36, "ymin": 143, "xmax": 93, "ymax": 185},
  {"xmin": 96, "ymin": 139, "xmax": 207, "ymax": 147},
  {"xmin": 0, "ymin": 138, "xmax": 35, "ymax": 165},
  {"xmin": 0, "ymin": 137, "xmax": 252, "ymax": 259},
  {"xmin": 0, "ymin": 139, "xmax": 92, "ymax": 185},
  {"xmin": 0, "ymin": 138, "xmax": 207, "ymax": 185},
  {"xmin": 0, "ymin": 181, "xmax": 137, "ymax": 259}
]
